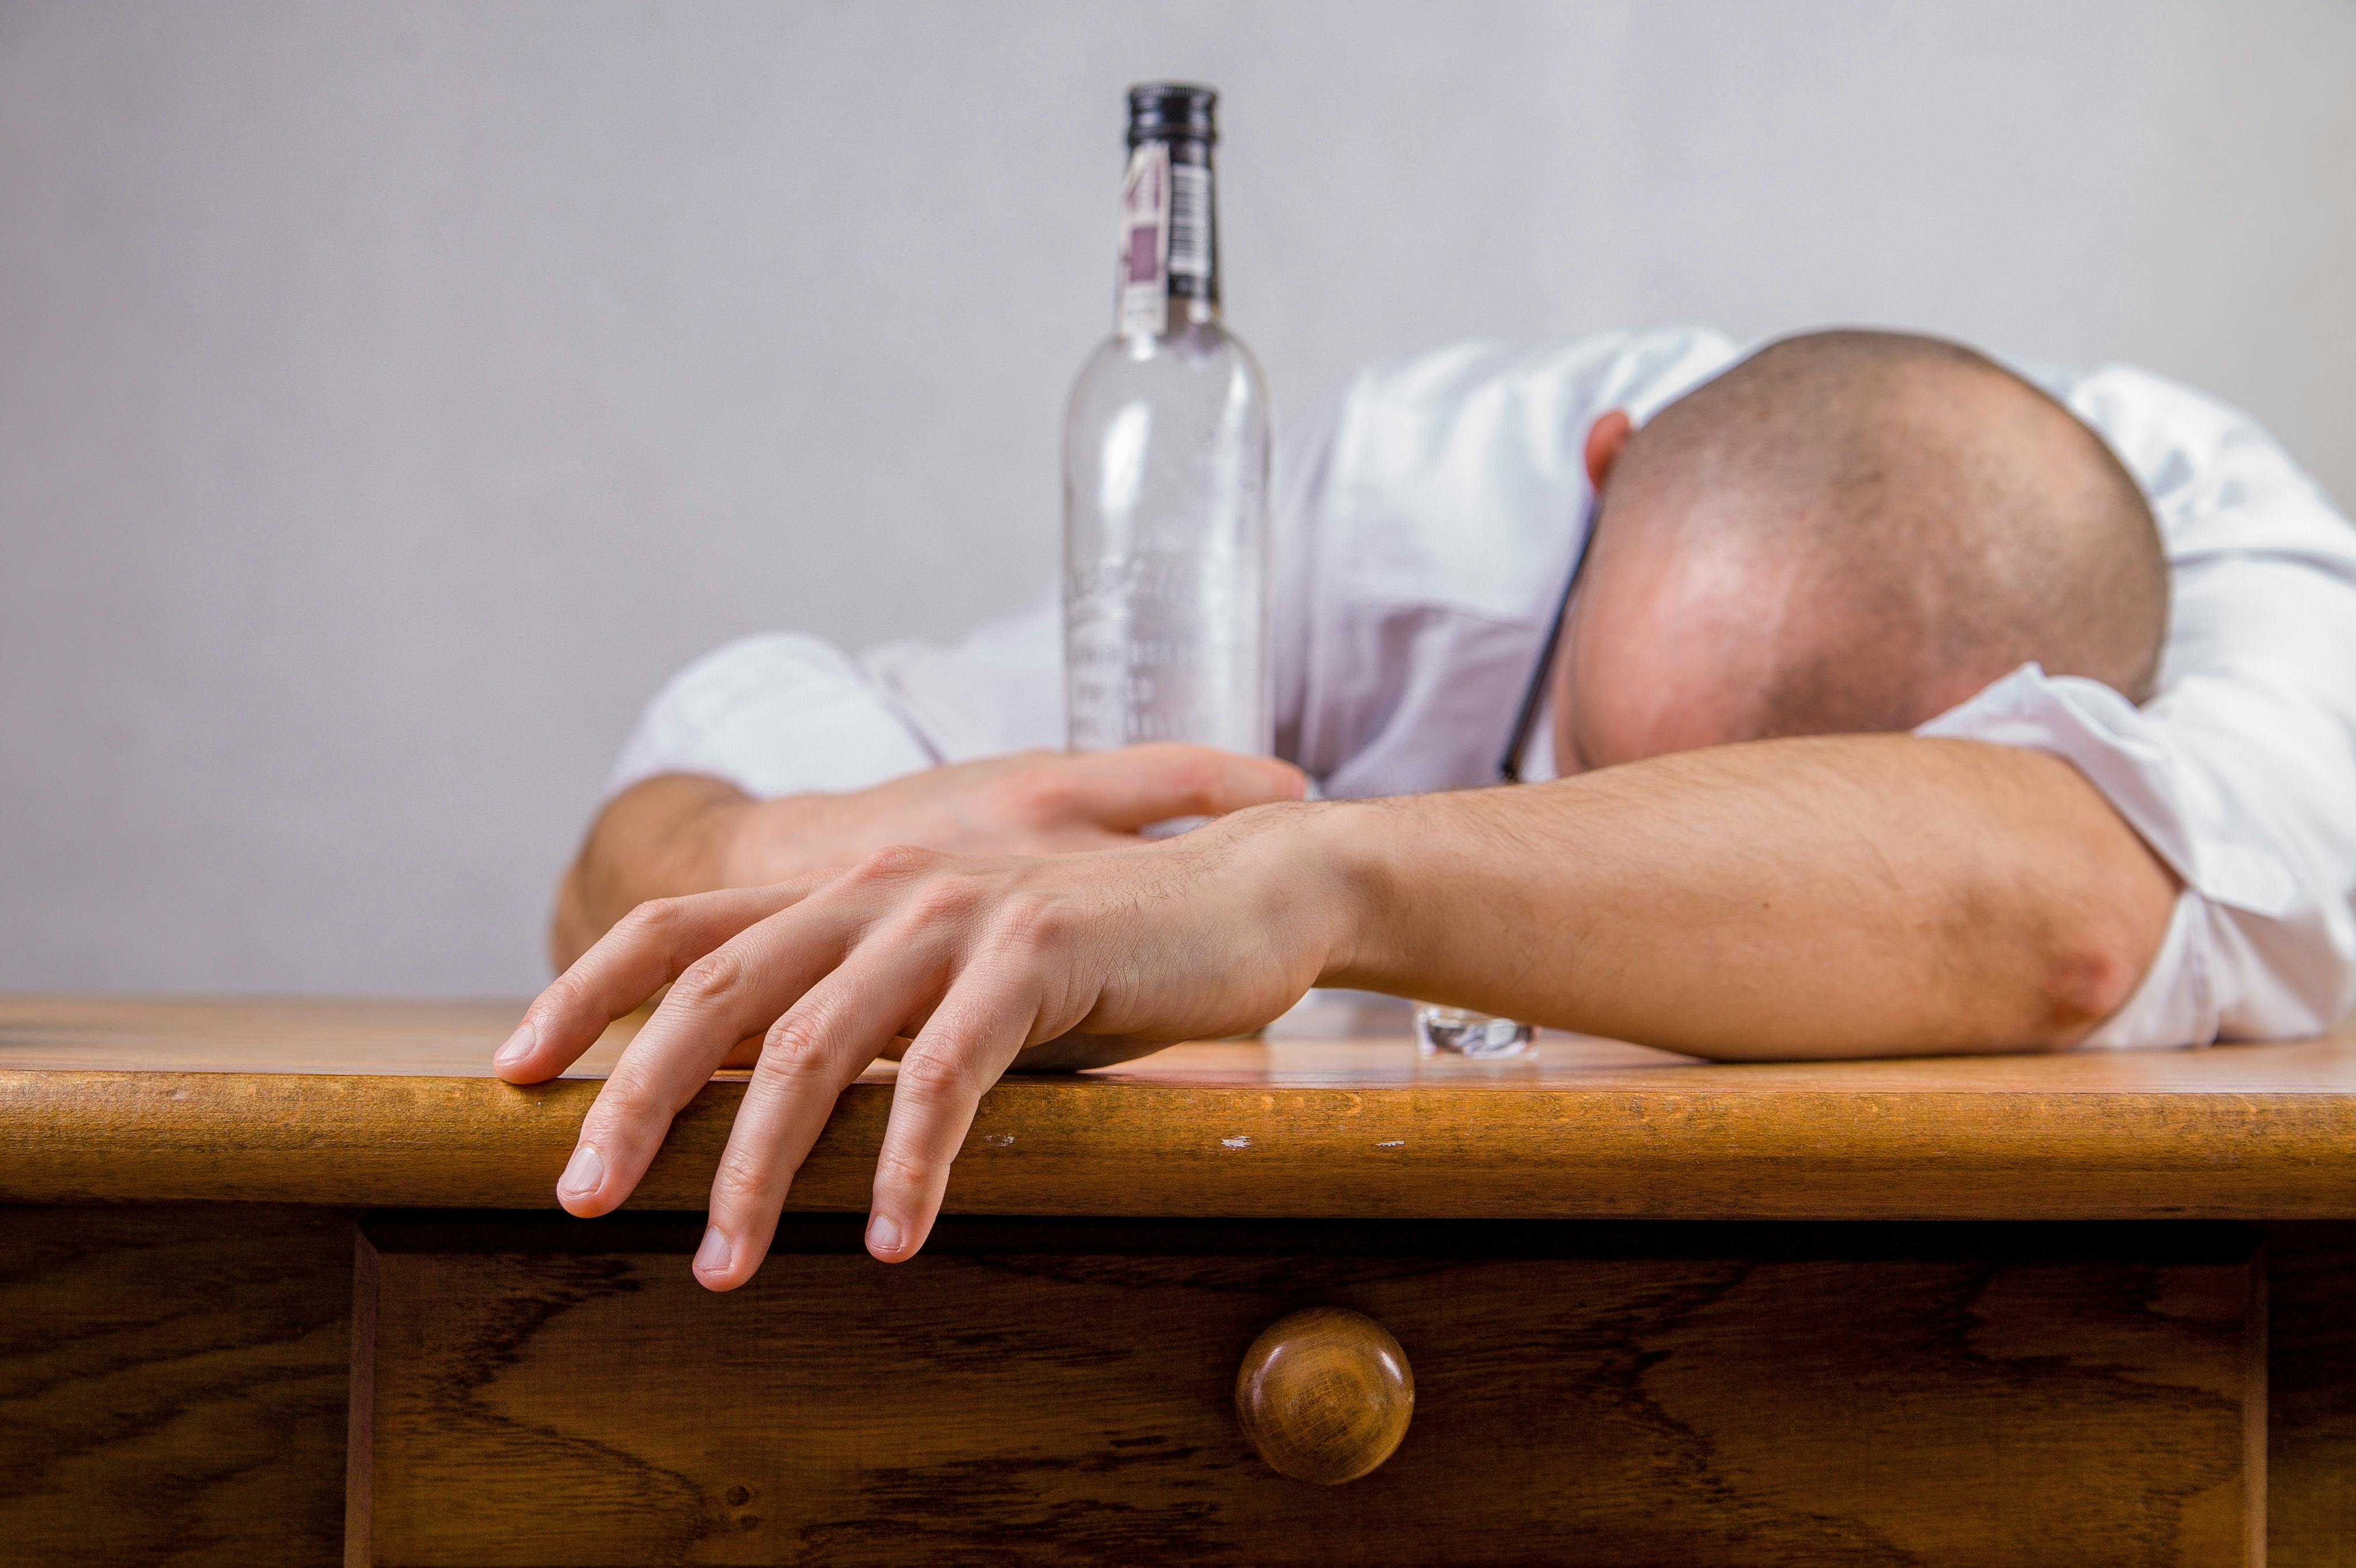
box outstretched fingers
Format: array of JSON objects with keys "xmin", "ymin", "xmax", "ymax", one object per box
[
  {"xmin": 863, "ymin": 966, "xmax": 1043, "ymax": 1263},
  {"xmin": 494, "ymin": 882, "xmax": 822, "ymax": 1084},
  {"xmin": 555, "ymin": 891, "xmax": 874, "ymax": 1219},
  {"xmin": 692, "ymin": 931, "xmax": 957, "ymax": 1290}
]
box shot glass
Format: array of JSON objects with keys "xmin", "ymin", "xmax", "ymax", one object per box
[{"xmin": 1413, "ymin": 1005, "xmax": 1536, "ymax": 1058}]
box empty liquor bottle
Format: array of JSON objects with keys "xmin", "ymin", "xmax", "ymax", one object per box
[{"xmin": 1063, "ymin": 82, "xmax": 1272, "ymax": 756}]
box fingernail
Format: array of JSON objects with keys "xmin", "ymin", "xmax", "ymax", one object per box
[
  {"xmin": 494, "ymin": 1020, "xmax": 536, "ymax": 1069},
  {"xmin": 557, "ymin": 1143, "xmax": 605, "ymax": 1199},
  {"xmin": 694, "ymin": 1225, "xmax": 732, "ymax": 1275},
  {"xmin": 866, "ymin": 1213, "xmax": 903, "ymax": 1256}
]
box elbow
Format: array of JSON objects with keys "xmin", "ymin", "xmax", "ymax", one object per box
[
  {"xmin": 1997, "ymin": 767, "xmax": 2179, "ymax": 1051},
  {"xmin": 2020, "ymin": 917, "xmax": 2153, "ymax": 1050}
]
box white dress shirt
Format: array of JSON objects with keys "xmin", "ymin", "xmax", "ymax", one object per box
[{"xmin": 607, "ymin": 328, "xmax": 2356, "ymax": 1050}]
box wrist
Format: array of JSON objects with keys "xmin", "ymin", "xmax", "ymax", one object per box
[
  {"xmin": 1253, "ymin": 797, "xmax": 1391, "ymax": 989},
  {"xmin": 557, "ymin": 774, "xmax": 758, "ymax": 969},
  {"xmin": 714, "ymin": 791, "xmax": 835, "ymax": 889}
]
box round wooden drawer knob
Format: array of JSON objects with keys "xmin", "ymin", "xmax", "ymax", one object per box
[{"xmin": 1233, "ymin": 1306, "xmax": 1414, "ymax": 1485}]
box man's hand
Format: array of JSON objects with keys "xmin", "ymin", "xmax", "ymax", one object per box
[
  {"xmin": 508, "ymin": 733, "xmax": 2176, "ymax": 1291},
  {"xmin": 725, "ymin": 745, "xmax": 1308, "ymax": 877},
  {"xmin": 552, "ymin": 745, "xmax": 1307, "ymax": 969},
  {"xmin": 503, "ymin": 804, "xmax": 1343, "ymax": 1288}
]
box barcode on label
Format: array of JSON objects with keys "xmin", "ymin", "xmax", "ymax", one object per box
[{"xmin": 1168, "ymin": 163, "xmax": 1211, "ymax": 279}]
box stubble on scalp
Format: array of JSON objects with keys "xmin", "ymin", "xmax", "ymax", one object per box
[{"xmin": 1590, "ymin": 329, "xmax": 2170, "ymax": 748}]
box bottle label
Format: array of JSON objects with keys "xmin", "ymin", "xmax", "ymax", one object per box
[
  {"xmin": 1168, "ymin": 163, "xmax": 1211, "ymax": 284},
  {"xmin": 1117, "ymin": 142, "xmax": 1171, "ymax": 338}
]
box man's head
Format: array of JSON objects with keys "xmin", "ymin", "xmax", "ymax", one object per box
[{"xmin": 1552, "ymin": 328, "xmax": 2168, "ymax": 773}]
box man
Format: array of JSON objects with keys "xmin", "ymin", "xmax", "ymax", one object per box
[{"xmin": 496, "ymin": 327, "xmax": 2356, "ymax": 1290}]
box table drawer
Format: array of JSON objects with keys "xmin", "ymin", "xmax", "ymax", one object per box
[{"xmin": 348, "ymin": 1218, "xmax": 2259, "ymax": 1567}]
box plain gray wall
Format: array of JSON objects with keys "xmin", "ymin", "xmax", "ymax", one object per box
[{"xmin": 3, "ymin": 0, "xmax": 2351, "ymax": 997}]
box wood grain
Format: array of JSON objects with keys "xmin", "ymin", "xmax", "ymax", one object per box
[
  {"xmin": 0, "ymin": 1205, "xmax": 354, "ymax": 1567},
  {"xmin": 0, "ymin": 995, "xmax": 638, "ymax": 1077},
  {"xmin": 6, "ymin": 997, "xmax": 2356, "ymax": 1219},
  {"xmin": 9, "ymin": 992, "xmax": 2354, "ymax": 1087},
  {"xmin": 350, "ymin": 1217, "xmax": 2261, "ymax": 1567},
  {"xmin": 2270, "ymin": 1222, "xmax": 2356, "ymax": 1567}
]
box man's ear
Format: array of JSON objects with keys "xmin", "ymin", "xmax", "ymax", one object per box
[{"xmin": 1584, "ymin": 410, "xmax": 1634, "ymax": 491}]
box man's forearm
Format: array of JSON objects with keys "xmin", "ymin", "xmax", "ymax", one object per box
[
  {"xmin": 550, "ymin": 775, "xmax": 754, "ymax": 972},
  {"xmin": 1311, "ymin": 736, "xmax": 2178, "ymax": 1058}
]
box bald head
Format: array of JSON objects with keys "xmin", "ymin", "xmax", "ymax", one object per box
[{"xmin": 1557, "ymin": 330, "xmax": 2167, "ymax": 771}]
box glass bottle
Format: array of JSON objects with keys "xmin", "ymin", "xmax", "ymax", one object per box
[{"xmin": 1063, "ymin": 82, "xmax": 1272, "ymax": 756}]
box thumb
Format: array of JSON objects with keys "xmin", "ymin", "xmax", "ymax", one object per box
[{"xmin": 1057, "ymin": 744, "xmax": 1307, "ymax": 831}]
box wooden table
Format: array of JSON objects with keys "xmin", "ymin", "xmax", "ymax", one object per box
[{"xmin": 3, "ymin": 996, "xmax": 2352, "ymax": 1566}]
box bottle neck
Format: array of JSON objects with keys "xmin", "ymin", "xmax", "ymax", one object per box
[{"xmin": 1115, "ymin": 135, "xmax": 1221, "ymax": 338}]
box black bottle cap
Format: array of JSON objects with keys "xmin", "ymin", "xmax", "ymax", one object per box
[{"xmin": 1127, "ymin": 82, "xmax": 1218, "ymax": 146}]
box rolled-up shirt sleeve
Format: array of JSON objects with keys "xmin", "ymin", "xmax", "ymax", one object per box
[
  {"xmin": 605, "ymin": 588, "xmax": 1068, "ymax": 802},
  {"xmin": 1919, "ymin": 366, "xmax": 2356, "ymax": 1048},
  {"xmin": 605, "ymin": 633, "xmax": 942, "ymax": 801}
]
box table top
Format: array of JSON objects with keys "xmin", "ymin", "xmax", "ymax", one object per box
[{"xmin": 5, "ymin": 994, "xmax": 2355, "ymax": 1219}]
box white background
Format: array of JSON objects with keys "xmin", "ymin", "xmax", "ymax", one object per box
[{"xmin": 3, "ymin": 0, "xmax": 2350, "ymax": 996}]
